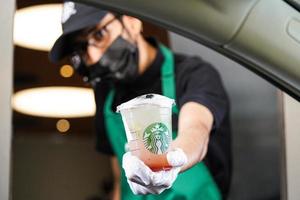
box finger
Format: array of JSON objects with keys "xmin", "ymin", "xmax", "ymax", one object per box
[
  {"xmin": 151, "ymin": 167, "xmax": 181, "ymax": 187},
  {"xmin": 151, "ymin": 171, "xmax": 171, "ymax": 187},
  {"xmin": 127, "ymin": 180, "xmax": 147, "ymax": 195},
  {"xmin": 167, "ymin": 148, "xmax": 188, "ymax": 167},
  {"xmin": 122, "ymin": 152, "xmax": 153, "ymax": 186},
  {"xmin": 128, "ymin": 180, "xmax": 165, "ymax": 195}
]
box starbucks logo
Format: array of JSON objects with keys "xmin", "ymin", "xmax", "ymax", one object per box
[{"xmin": 143, "ymin": 122, "xmax": 170, "ymax": 154}]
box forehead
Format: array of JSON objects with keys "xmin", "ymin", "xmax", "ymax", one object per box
[{"xmin": 96, "ymin": 12, "xmax": 115, "ymax": 28}]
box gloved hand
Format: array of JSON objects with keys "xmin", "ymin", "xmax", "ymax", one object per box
[{"xmin": 122, "ymin": 148, "xmax": 187, "ymax": 195}]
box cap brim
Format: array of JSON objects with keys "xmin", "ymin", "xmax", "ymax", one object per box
[
  {"xmin": 49, "ymin": 33, "xmax": 73, "ymax": 63},
  {"xmin": 49, "ymin": 8, "xmax": 108, "ymax": 63}
]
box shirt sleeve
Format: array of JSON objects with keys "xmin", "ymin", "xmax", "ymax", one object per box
[
  {"xmin": 176, "ymin": 56, "xmax": 230, "ymax": 130},
  {"xmin": 93, "ymin": 82, "xmax": 115, "ymax": 155}
]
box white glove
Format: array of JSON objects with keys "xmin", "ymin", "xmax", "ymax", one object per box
[{"xmin": 122, "ymin": 148, "xmax": 187, "ymax": 195}]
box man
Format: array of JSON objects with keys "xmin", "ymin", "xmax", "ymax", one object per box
[{"xmin": 49, "ymin": 1, "xmax": 231, "ymax": 200}]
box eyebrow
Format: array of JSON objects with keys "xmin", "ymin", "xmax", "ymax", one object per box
[
  {"xmin": 95, "ymin": 14, "xmax": 118, "ymax": 29},
  {"xmin": 74, "ymin": 15, "xmax": 120, "ymax": 44}
]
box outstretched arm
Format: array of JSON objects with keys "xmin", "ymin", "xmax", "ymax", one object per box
[{"xmin": 172, "ymin": 101, "xmax": 213, "ymax": 172}]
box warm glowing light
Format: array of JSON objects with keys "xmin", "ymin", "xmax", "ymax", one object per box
[
  {"xmin": 60, "ymin": 65, "xmax": 74, "ymax": 78},
  {"xmin": 14, "ymin": 4, "xmax": 62, "ymax": 51},
  {"xmin": 56, "ymin": 119, "xmax": 70, "ymax": 133},
  {"xmin": 12, "ymin": 87, "xmax": 95, "ymax": 118}
]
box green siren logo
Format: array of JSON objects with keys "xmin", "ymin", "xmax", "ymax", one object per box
[{"xmin": 143, "ymin": 122, "xmax": 171, "ymax": 154}]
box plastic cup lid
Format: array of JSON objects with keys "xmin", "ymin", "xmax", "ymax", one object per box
[{"xmin": 117, "ymin": 93, "xmax": 175, "ymax": 112}]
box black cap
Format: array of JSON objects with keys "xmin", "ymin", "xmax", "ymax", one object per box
[{"xmin": 49, "ymin": 1, "xmax": 108, "ymax": 62}]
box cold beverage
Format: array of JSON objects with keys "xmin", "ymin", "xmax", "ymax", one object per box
[{"xmin": 117, "ymin": 94, "xmax": 174, "ymax": 171}]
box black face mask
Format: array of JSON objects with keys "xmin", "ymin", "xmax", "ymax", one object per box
[{"xmin": 70, "ymin": 36, "xmax": 139, "ymax": 87}]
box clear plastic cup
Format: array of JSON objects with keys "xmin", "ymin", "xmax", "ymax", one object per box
[{"xmin": 117, "ymin": 94, "xmax": 175, "ymax": 171}]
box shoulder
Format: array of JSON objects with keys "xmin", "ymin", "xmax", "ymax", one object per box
[
  {"xmin": 173, "ymin": 53, "xmax": 229, "ymax": 129},
  {"xmin": 173, "ymin": 53, "xmax": 222, "ymax": 85},
  {"xmin": 174, "ymin": 53, "xmax": 220, "ymax": 77}
]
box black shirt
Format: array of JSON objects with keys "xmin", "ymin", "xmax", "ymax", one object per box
[{"xmin": 94, "ymin": 40, "xmax": 231, "ymax": 198}]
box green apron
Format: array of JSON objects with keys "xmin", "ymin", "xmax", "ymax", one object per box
[{"xmin": 103, "ymin": 45, "xmax": 221, "ymax": 200}]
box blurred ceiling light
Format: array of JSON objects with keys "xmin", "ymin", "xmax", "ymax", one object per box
[
  {"xmin": 12, "ymin": 87, "xmax": 95, "ymax": 118},
  {"xmin": 56, "ymin": 119, "xmax": 70, "ymax": 133},
  {"xmin": 60, "ymin": 64, "xmax": 74, "ymax": 78},
  {"xmin": 14, "ymin": 4, "xmax": 62, "ymax": 51}
]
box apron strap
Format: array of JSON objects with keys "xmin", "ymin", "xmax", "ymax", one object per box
[{"xmin": 160, "ymin": 45, "xmax": 179, "ymax": 114}]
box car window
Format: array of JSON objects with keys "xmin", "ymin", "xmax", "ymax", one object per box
[{"xmin": 12, "ymin": 1, "xmax": 300, "ymax": 200}]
